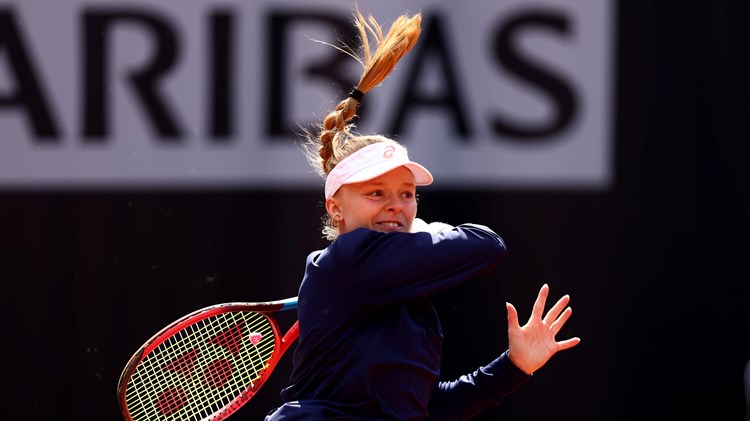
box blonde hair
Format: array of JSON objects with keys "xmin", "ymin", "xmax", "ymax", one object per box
[{"xmin": 302, "ymin": 8, "xmax": 422, "ymax": 241}]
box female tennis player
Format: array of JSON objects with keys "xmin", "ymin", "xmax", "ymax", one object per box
[{"xmin": 265, "ymin": 9, "xmax": 580, "ymax": 420}]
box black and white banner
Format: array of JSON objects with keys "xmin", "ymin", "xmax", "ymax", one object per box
[{"xmin": 0, "ymin": 0, "xmax": 615, "ymax": 189}]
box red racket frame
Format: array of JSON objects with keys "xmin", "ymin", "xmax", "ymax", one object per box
[{"xmin": 117, "ymin": 298, "xmax": 299, "ymax": 421}]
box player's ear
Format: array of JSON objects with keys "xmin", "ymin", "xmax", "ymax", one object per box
[{"xmin": 325, "ymin": 198, "xmax": 341, "ymax": 219}]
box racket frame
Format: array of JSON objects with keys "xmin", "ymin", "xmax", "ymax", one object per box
[{"xmin": 117, "ymin": 297, "xmax": 298, "ymax": 421}]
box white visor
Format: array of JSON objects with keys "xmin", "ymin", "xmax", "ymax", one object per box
[{"xmin": 324, "ymin": 141, "xmax": 433, "ymax": 199}]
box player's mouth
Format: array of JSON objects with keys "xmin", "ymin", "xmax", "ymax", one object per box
[{"xmin": 376, "ymin": 221, "xmax": 404, "ymax": 231}]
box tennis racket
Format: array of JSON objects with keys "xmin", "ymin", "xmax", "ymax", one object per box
[{"xmin": 117, "ymin": 297, "xmax": 299, "ymax": 421}]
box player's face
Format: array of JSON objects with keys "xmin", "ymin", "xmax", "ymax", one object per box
[{"xmin": 328, "ymin": 166, "xmax": 418, "ymax": 235}]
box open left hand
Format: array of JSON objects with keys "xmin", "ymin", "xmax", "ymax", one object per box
[{"xmin": 506, "ymin": 284, "xmax": 581, "ymax": 375}]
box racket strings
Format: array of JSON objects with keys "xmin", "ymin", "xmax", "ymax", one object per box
[{"xmin": 125, "ymin": 311, "xmax": 278, "ymax": 421}]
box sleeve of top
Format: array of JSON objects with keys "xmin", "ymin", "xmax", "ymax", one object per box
[
  {"xmin": 325, "ymin": 223, "xmax": 506, "ymax": 308},
  {"xmin": 427, "ymin": 350, "xmax": 531, "ymax": 421}
]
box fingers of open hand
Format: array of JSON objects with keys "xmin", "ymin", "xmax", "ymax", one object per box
[
  {"xmin": 544, "ymin": 294, "xmax": 571, "ymax": 329},
  {"xmin": 548, "ymin": 306, "xmax": 572, "ymax": 335},
  {"xmin": 506, "ymin": 302, "xmax": 520, "ymax": 329},
  {"xmin": 556, "ymin": 336, "xmax": 581, "ymax": 351},
  {"xmin": 530, "ymin": 284, "xmax": 549, "ymax": 322}
]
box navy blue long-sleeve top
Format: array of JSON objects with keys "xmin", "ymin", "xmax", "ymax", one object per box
[{"xmin": 265, "ymin": 224, "xmax": 530, "ymax": 420}]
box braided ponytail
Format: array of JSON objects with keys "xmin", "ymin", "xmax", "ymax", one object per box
[{"xmin": 305, "ymin": 9, "xmax": 422, "ymax": 177}]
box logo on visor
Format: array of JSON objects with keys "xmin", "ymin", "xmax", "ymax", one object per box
[{"xmin": 383, "ymin": 145, "xmax": 396, "ymax": 159}]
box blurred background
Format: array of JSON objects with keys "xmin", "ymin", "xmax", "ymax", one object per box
[{"xmin": 1, "ymin": 1, "xmax": 749, "ymax": 420}]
